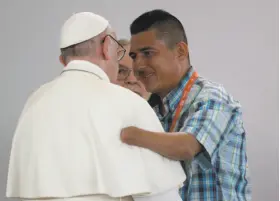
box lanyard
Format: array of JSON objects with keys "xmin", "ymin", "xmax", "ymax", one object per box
[{"xmin": 169, "ymin": 71, "xmax": 198, "ymax": 132}]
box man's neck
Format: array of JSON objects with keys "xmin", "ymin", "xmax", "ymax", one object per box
[
  {"xmin": 158, "ymin": 66, "xmax": 190, "ymax": 100},
  {"xmin": 158, "ymin": 90, "xmax": 173, "ymax": 100}
]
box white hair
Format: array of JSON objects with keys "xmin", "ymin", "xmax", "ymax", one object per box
[{"xmin": 60, "ymin": 26, "xmax": 112, "ymax": 63}]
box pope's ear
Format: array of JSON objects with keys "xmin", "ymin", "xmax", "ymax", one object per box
[{"xmin": 59, "ymin": 55, "xmax": 66, "ymax": 66}]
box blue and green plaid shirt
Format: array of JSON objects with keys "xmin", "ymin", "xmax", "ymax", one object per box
[{"xmin": 148, "ymin": 67, "xmax": 251, "ymax": 201}]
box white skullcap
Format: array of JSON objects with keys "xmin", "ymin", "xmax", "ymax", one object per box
[{"xmin": 60, "ymin": 12, "xmax": 109, "ymax": 48}]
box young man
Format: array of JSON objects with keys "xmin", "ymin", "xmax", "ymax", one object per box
[
  {"xmin": 121, "ymin": 9, "xmax": 252, "ymax": 201},
  {"xmin": 6, "ymin": 12, "xmax": 186, "ymax": 201}
]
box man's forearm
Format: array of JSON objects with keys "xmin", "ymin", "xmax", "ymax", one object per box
[
  {"xmin": 138, "ymin": 130, "xmax": 191, "ymax": 160},
  {"xmin": 121, "ymin": 128, "xmax": 201, "ymax": 160}
]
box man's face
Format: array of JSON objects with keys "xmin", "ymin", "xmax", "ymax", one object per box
[
  {"xmin": 116, "ymin": 44, "xmax": 149, "ymax": 98},
  {"xmin": 129, "ymin": 30, "xmax": 180, "ymax": 95}
]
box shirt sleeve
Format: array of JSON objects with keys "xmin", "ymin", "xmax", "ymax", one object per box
[{"xmin": 179, "ymin": 99, "xmax": 237, "ymax": 170}]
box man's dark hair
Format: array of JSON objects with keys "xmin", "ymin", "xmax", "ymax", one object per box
[{"xmin": 130, "ymin": 9, "xmax": 188, "ymax": 48}]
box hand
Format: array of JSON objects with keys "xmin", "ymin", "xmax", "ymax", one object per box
[{"xmin": 120, "ymin": 126, "xmax": 142, "ymax": 146}]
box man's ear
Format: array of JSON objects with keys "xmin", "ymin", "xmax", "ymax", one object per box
[
  {"xmin": 59, "ymin": 55, "xmax": 66, "ymax": 66},
  {"xmin": 102, "ymin": 36, "xmax": 111, "ymax": 61},
  {"xmin": 176, "ymin": 42, "xmax": 189, "ymax": 61}
]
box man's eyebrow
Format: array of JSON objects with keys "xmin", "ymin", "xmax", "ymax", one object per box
[
  {"xmin": 139, "ymin": 47, "xmax": 155, "ymax": 52},
  {"xmin": 129, "ymin": 47, "xmax": 155, "ymax": 57}
]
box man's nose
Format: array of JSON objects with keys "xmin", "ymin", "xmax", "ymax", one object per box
[
  {"xmin": 133, "ymin": 56, "xmax": 147, "ymax": 80},
  {"xmin": 134, "ymin": 55, "xmax": 146, "ymax": 69}
]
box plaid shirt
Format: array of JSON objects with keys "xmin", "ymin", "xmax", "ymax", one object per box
[{"xmin": 148, "ymin": 67, "xmax": 252, "ymax": 201}]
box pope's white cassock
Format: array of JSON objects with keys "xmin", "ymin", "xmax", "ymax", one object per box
[{"xmin": 6, "ymin": 60, "xmax": 186, "ymax": 201}]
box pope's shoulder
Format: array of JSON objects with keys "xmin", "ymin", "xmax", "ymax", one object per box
[
  {"xmin": 24, "ymin": 76, "xmax": 151, "ymax": 112},
  {"xmin": 105, "ymin": 82, "xmax": 150, "ymax": 107}
]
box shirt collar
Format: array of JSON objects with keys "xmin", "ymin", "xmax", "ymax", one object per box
[
  {"xmin": 164, "ymin": 66, "xmax": 195, "ymax": 112},
  {"xmin": 61, "ymin": 60, "xmax": 110, "ymax": 82},
  {"xmin": 149, "ymin": 66, "xmax": 195, "ymax": 113}
]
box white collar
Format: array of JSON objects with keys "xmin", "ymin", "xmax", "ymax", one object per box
[{"xmin": 61, "ymin": 60, "xmax": 110, "ymax": 82}]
